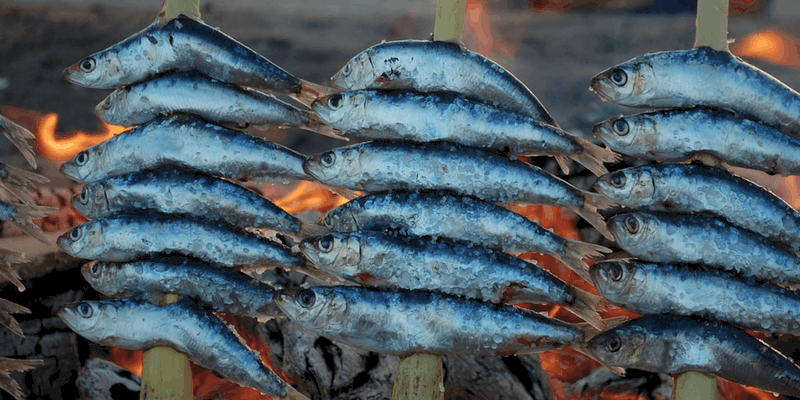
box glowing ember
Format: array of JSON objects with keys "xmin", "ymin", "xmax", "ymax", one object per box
[
  {"xmin": 463, "ymin": 0, "xmax": 515, "ymax": 58},
  {"xmin": 732, "ymin": 29, "xmax": 800, "ymax": 68},
  {"xmin": 273, "ymin": 181, "xmax": 349, "ymax": 215}
]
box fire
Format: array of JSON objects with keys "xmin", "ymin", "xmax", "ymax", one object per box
[
  {"xmin": 463, "ymin": 0, "xmax": 515, "ymax": 58},
  {"xmin": 34, "ymin": 113, "xmax": 126, "ymax": 162},
  {"xmin": 732, "ymin": 29, "xmax": 800, "ymax": 68},
  {"xmin": 273, "ymin": 181, "xmax": 349, "ymax": 215}
]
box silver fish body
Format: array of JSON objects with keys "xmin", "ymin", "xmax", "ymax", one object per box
[
  {"xmin": 96, "ymin": 71, "xmax": 314, "ymax": 129},
  {"xmin": 82, "ymin": 259, "xmax": 281, "ymax": 319},
  {"xmin": 59, "ymin": 116, "xmax": 309, "ymax": 183},
  {"xmin": 595, "ymin": 163, "xmax": 800, "ymax": 251},
  {"xmin": 274, "ymin": 286, "xmax": 583, "ymax": 356},
  {"xmin": 586, "ymin": 315, "xmax": 800, "ymax": 397},
  {"xmin": 332, "ymin": 40, "xmax": 557, "ymax": 125},
  {"xmin": 593, "ymin": 108, "xmax": 800, "ymax": 175},
  {"xmin": 591, "ymin": 260, "xmax": 800, "ymax": 335},
  {"xmin": 63, "ymin": 13, "xmax": 302, "ymax": 93},
  {"xmin": 608, "ymin": 211, "xmax": 800, "ymax": 286},
  {"xmin": 58, "ymin": 297, "xmax": 300, "ymax": 398},
  {"xmin": 313, "ymin": 90, "xmax": 615, "ymax": 175},
  {"xmin": 72, "ymin": 168, "xmax": 301, "ymax": 234},
  {"xmin": 56, "ymin": 213, "xmax": 303, "ymax": 269},
  {"xmin": 320, "ymin": 191, "xmax": 610, "ymax": 278},
  {"xmin": 305, "ymin": 142, "xmax": 613, "ymax": 239},
  {"xmin": 590, "ymin": 47, "xmax": 800, "ymax": 136}
]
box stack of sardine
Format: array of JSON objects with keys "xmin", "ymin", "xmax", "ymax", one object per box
[
  {"xmin": 274, "ymin": 40, "xmax": 620, "ymax": 357},
  {"xmin": 0, "ymin": 115, "xmax": 53, "ymax": 399},
  {"xmin": 586, "ymin": 46, "xmax": 800, "ymax": 396},
  {"xmin": 53, "ymin": 11, "xmax": 354, "ymax": 400}
]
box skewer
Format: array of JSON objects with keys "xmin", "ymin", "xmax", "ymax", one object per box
[
  {"xmin": 674, "ymin": 1, "xmax": 730, "ymax": 400},
  {"xmin": 389, "ymin": 1, "xmax": 466, "ymax": 399}
]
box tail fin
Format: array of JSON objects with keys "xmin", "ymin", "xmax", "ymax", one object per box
[
  {"xmin": 301, "ymin": 111, "xmax": 348, "ymax": 141},
  {"xmin": 0, "ymin": 356, "xmax": 43, "ymax": 400},
  {"xmin": 574, "ymin": 192, "xmax": 615, "ymax": 241},
  {"xmin": 564, "ymin": 287, "xmax": 607, "ymax": 330},
  {"xmin": 555, "ymin": 156, "xmax": 571, "ymax": 175},
  {"xmin": 0, "ymin": 259, "xmax": 25, "ymax": 292},
  {"xmin": 290, "ymin": 79, "xmax": 338, "ymax": 109},
  {"xmin": 557, "ymin": 238, "xmax": 612, "ymax": 283},
  {"xmin": 569, "ymin": 137, "xmax": 621, "ymax": 177},
  {"xmin": 0, "ymin": 297, "xmax": 30, "ymax": 337},
  {"xmin": 0, "ymin": 163, "xmax": 49, "ymax": 206},
  {"xmin": 0, "ymin": 116, "xmax": 37, "ymax": 168},
  {"xmin": 9, "ymin": 204, "xmax": 58, "ymax": 245}
]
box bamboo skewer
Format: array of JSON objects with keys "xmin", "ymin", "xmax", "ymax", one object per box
[
  {"xmin": 674, "ymin": 1, "xmax": 730, "ymax": 399},
  {"xmin": 389, "ymin": 1, "xmax": 467, "ymax": 399}
]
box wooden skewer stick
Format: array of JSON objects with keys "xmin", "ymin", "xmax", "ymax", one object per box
[{"xmin": 390, "ymin": 2, "xmax": 467, "ymax": 399}]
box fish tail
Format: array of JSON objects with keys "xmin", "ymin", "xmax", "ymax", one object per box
[
  {"xmin": 564, "ymin": 287, "xmax": 606, "ymax": 330},
  {"xmin": 4, "ymin": 164, "xmax": 50, "ymax": 187},
  {"xmin": 289, "ymin": 78, "xmax": 338, "ymax": 108},
  {"xmin": 301, "ymin": 111, "xmax": 348, "ymax": 141},
  {"xmin": 0, "ymin": 264, "xmax": 25, "ymax": 292},
  {"xmin": 1, "ymin": 117, "xmax": 37, "ymax": 169},
  {"xmin": 555, "ymin": 155, "xmax": 571, "ymax": 175},
  {"xmin": 0, "ymin": 182, "xmax": 36, "ymax": 207},
  {"xmin": 298, "ymin": 221, "xmax": 330, "ymax": 239},
  {"xmin": 559, "ymin": 238, "xmax": 612, "ymax": 283},
  {"xmin": 0, "ymin": 298, "xmax": 31, "ymax": 337},
  {"xmin": 574, "ymin": 192, "xmax": 615, "ymax": 241},
  {"xmin": 10, "ymin": 204, "xmax": 57, "ymax": 245},
  {"xmin": 569, "ymin": 137, "xmax": 621, "ymax": 176}
]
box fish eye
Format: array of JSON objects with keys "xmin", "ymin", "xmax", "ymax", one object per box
[
  {"xmin": 610, "ymin": 173, "xmax": 626, "ymax": 188},
  {"xmin": 77, "ymin": 302, "xmax": 93, "ymax": 318},
  {"xmin": 324, "ymin": 214, "xmax": 334, "ymax": 228},
  {"xmin": 609, "ymin": 264, "xmax": 624, "ymax": 281},
  {"xmin": 317, "ymin": 236, "xmax": 334, "ymax": 252},
  {"xmin": 342, "ymin": 63, "xmax": 352, "ymax": 77},
  {"xmin": 625, "ymin": 216, "xmax": 639, "ymax": 234},
  {"xmin": 297, "ymin": 289, "xmax": 316, "ymax": 308},
  {"xmin": 612, "ymin": 119, "xmax": 629, "ymax": 136},
  {"xmin": 327, "ymin": 94, "xmax": 343, "ymax": 110},
  {"xmin": 75, "ymin": 151, "xmax": 89, "ymax": 166},
  {"xmin": 102, "ymin": 98, "xmax": 113, "ymax": 110},
  {"xmin": 79, "ymin": 188, "xmax": 90, "ymax": 204},
  {"xmin": 320, "ymin": 152, "xmax": 336, "ymax": 168},
  {"xmin": 606, "ymin": 336, "xmax": 622, "ymax": 352},
  {"xmin": 80, "ymin": 57, "xmax": 96, "ymax": 73},
  {"xmin": 90, "ymin": 263, "xmax": 101, "ymax": 277},
  {"xmin": 69, "ymin": 227, "xmax": 83, "ymax": 241},
  {"xmin": 610, "ymin": 69, "xmax": 627, "ymax": 86}
]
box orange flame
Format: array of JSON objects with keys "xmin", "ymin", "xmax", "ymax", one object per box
[
  {"xmin": 273, "ymin": 181, "xmax": 349, "ymax": 215},
  {"xmin": 34, "ymin": 113, "xmax": 126, "ymax": 162},
  {"xmin": 463, "ymin": 0, "xmax": 515, "ymax": 58},
  {"xmin": 732, "ymin": 29, "xmax": 800, "ymax": 68}
]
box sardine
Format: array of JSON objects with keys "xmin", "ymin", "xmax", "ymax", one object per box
[
  {"xmin": 313, "ymin": 90, "xmax": 617, "ymax": 175},
  {"xmin": 299, "ymin": 231, "xmax": 603, "ymax": 327},
  {"xmin": 591, "ymin": 47, "xmax": 800, "ymax": 136},
  {"xmin": 586, "ymin": 315, "xmax": 800, "ymax": 397},
  {"xmin": 592, "ymin": 260, "xmax": 800, "ymax": 335},
  {"xmin": 63, "ymin": 13, "xmax": 302, "ymax": 94},
  {"xmin": 58, "ymin": 297, "xmax": 308, "ymax": 399},
  {"xmin": 0, "ymin": 115, "xmax": 36, "ymax": 168},
  {"xmin": 594, "ymin": 163, "xmax": 800, "ymax": 252},
  {"xmin": 59, "ymin": 115, "xmax": 309, "ymax": 183},
  {"xmin": 321, "ymin": 191, "xmax": 610, "ymax": 274},
  {"xmin": 0, "ymin": 162, "xmax": 50, "ymax": 206},
  {"xmin": 332, "ymin": 40, "xmax": 557, "ymax": 125},
  {"xmin": 304, "ymin": 142, "xmax": 614, "ymax": 239},
  {"xmin": 274, "ymin": 286, "xmax": 585, "ymax": 356},
  {"xmin": 82, "ymin": 259, "xmax": 281, "ymax": 320},
  {"xmin": 56, "ymin": 213, "xmax": 303, "ymax": 270},
  {"xmin": 0, "ymin": 200, "xmax": 57, "ymax": 245},
  {"xmin": 608, "ymin": 211, "xmax": 800, "ymax": 286},
  {"xmin": 71, "ymin": 168, "xmax": 303, "ymax": 235},
  {"xmin": 593, "ymin": 108, "xmax": 800, "ymax": 175},
  {"xmin": 95, "ymin": 71, "xmax": 342, "ymax": 139}
]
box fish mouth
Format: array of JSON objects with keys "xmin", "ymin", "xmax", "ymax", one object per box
[
  {"xmin": 57, "ymin": 305, "xmax": 78, "ymax": 328},
  {"xmin": 297, "ymin": 241, "xmax": 319, "ymax": 264},
  {"xmin": 62, "ymin": 65, "xmax": 79, "ymax": 83},
  {"xmin": 589, "ymin": 76, "xmax": 617, "ymax": 103},
  {"xmin": 591, "ymin": 122, "xmax": 613, "ymax": 142}
]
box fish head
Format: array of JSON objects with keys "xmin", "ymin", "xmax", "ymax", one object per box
[
  {"xmin": 594, "ymin": 168, "xmax": 655, "ymax": 206},
  {"xmin": 592, "ymin": 114, "xmax": 657, "ymax": 156},
  {"xmin": 304, "ymin": 147, "xmax": 362, "ymax": 183},
  {"xmin": 58, "ymin": 300, "xmax": 119, "ymax": 344},
  {"xmin": 57, "ymin": 220, "xmax": 105, "ymax": 259},
  {"xmin": 331, "ymin": 51, "xmax": 374, "ymax": 89},
  {"xmin": 607, "ymin": 212, "xmax": 657, "ymax": 251},
  {"xmin": 319, "ymin": 206, "xmax": 359, "ymax": 232},
  {"xmin": 81, "ymin": 261, "xmax": 126, "ymax": 296},
  {"xmin": 71, "ymin": 182, "xmax": 109, "ymax": 218},
  {"xmin": 60, "ymin": 147, "xmax": 104, "ymax": 182},
  {"xmin": 589, "ymin": 260, "xmax": 642, "ymax": 304},
  {"xmin": 299, "ymin": 233, "xmax": 362, "ymax": 271},
  {"xmin": 63, "ymin": 51, "xmax": 125, "ymax": 89},
  {"xmin": 586, "ymin": 323, "xmax": 647, "ymax": 369},
  {"xmin": 312, "ymin": 92, "xmax": 367, "ymax": 128},
  {"xmin": 590, "ymin": 58, "xmax": 656, "ymax": 106},
  {"xmin": 274, "ymin": 287, "xmax": 347, "ymax": 330}
]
